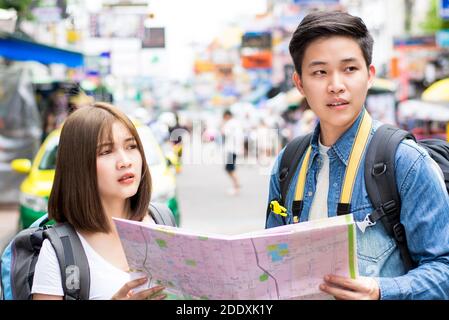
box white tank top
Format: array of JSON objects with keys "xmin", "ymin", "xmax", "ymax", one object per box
[{"xmin": 31, "ymin": 233, "xmax": 145, "ymax": 300}]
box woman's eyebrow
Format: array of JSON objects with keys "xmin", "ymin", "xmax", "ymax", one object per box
[
  {"xmin": 123, "ymin": 137, "xmax": 136, "ymax": 143},
  {"xmin": 97, "ymin": 142, "xmax": 113, "ymax": 149}
]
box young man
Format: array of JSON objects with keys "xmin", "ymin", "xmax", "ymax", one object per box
[{"xmin": 266, "ymin": 11, "xmax": 449, "ymax": 300}]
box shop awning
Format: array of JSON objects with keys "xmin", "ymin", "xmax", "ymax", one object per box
[{"xmin": 0, "ymin": 32, "xmax": 83, "ymax": 67}]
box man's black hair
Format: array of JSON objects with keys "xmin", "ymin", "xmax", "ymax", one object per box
[{"xmin": 289, "ymin": 11, "xmax": 373, "ymax": 75}]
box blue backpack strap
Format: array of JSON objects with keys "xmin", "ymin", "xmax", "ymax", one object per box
[
  {"xmin": 0, "ymin": 241, "xmax": 13, "ymax": 299},
  {"xmin": 265, "ymin": 133, "xmax": 313, "ymax": 226},
  {"xmin": 364, "ymin": 124, "xmax": 416, "ymax": 272},
  {"xmin": 30, "ymin": 213, "xmax": 49, "ymax": 228},
  {"xmin": 44, "ymin": 224, "xmax": 90, "ymax": 300},
  {"xmin": 149, "ymin": 202, "xmax": 177, "ymax": 227}
]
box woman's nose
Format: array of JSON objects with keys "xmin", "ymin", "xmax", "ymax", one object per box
[{"xmin": 117, "ymin": 151, "xmax": 132, "ymax": 169}]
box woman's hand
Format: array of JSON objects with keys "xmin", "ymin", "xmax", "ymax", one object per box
[{"xmin": 111, "ymin": 277, "xmax": 166, "ymax": 300}]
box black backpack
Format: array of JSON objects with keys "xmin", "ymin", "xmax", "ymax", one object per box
[
  {"xmin": 266, "ymin": 124, "xmax": 449, "ymax": 272},
  {"xmin": 1, "ymin": 203, "xmax": 176, "ymax": 300}
]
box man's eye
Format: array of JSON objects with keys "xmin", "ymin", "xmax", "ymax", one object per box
[
  {"xmin": 345, "ymin": 66, "xmax": 358, "ymax": 72},
  {"xmin": 313, "ymin": 70, "xmax": 326, "ymax": 76}
]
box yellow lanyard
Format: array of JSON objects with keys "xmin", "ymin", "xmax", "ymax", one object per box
[{"xmin": 292, "ymin": 112, "xmax": 372, "ymax": 222}]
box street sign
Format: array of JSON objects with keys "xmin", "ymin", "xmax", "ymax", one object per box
[{"xmin": 441, "ymin": 0, "xmax": 449, "ymax": 19}]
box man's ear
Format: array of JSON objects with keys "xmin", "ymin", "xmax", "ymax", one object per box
[
  {"xmin": 292, "ymin": 71, "xmax": 305, "ymax": 95},
  {"xmin": 367, "ymin": 65, "xmax": 376, "ymax": 89}
]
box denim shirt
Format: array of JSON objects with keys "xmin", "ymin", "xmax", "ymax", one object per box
[{"xmin": 266, "ymin": 109, "xmax": 449, "ymax": 299}]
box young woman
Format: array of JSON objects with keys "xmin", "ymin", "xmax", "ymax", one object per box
[{"xmin": 32, "ymin": 102, "xmax": 166, "ymax": 300}]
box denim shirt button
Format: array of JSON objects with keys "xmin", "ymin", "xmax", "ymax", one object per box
[
  {"xmin": 333, "ymin": 183, "xmax": 338, "ymax": 187},
  {"xmin": 308, "ymin": 191, "xmax": 313, "ymax": 197}
]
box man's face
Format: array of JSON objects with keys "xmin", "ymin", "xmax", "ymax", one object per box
[{"xmin": 293, "ymin": 36, "xmax": 375, "ymax": 136}]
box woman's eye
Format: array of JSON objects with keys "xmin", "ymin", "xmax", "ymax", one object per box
[
  {"xmin": 127, "ymin": 144, "xmax": 138, "ymax": 150},
  {"xmin": 99, "ymin": 149, "xmax": 111, "ymax": 156}
]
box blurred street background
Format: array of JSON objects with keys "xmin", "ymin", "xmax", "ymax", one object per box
[{"xmin": 2, "ymin": 0, "xmax": 449, "ymax": 250}]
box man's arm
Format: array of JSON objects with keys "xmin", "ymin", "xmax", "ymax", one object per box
[{"xmin": 375, "ymin": 141, "xmax": 449, "ymax": 299}]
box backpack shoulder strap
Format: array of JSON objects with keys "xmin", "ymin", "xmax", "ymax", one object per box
[
  {"xmin": 266, "ymin": 133, "xmax": 313, "ymax": 226},
  {"xmin": 364, "ymin": 124, "xmax": 416, "ymax": 272},
  {"xmin": 44, "ymin": 224, "xmax": 90, "ymax": 300},
  {"xmin": 149, "ymin": 203, "xmax": 177, "ymax": 227},
  {"xmin": 279, "ymin": 133, "xmax": 313, "ymax": 203}
]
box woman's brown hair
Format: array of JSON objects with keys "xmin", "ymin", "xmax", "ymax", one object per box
[{"xmin": 48, "ymin": 102, "xmax": 152, "ymax": 233}]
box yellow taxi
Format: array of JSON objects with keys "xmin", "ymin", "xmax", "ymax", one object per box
[{"xmin": 11, "ymin": 124, "xmax": 180, "ymax": 229}]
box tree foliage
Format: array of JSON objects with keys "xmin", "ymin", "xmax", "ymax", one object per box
[
  {"xmin": 420, "ymin": 0, "xmax": 449, "ymax": 33},
  {"xmin": 0, "ymin": 0, "xmax": 35, "ymax": 21}
]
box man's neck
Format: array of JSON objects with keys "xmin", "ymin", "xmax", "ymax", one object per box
[
  {"xmin": 319, "ymin": 116, "xmax": 361, "ymax": 146},
  {"xmin": 319, "ymin": 126, "xmax": 346, "ymax": 146}
]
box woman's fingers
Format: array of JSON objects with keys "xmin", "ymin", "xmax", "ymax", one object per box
[
  {"xmin": 111, "ymin": 277, "xmax": 149, "ymax": 300},
  {"xmin": 150, "ymin": 294, "xmax": 167, "ymax": 300},
  {"xmin": 128, "ymin": 285, "xmax": 166, "ymax": 300}
]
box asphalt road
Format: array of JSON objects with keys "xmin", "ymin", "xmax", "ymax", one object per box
[{"xmin": 176, "ymin": 160, "xmax": 272, "ymax": 236}]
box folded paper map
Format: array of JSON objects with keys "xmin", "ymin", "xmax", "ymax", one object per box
[{"xmin": 113, "ymin": 214, "xmax": 357, "ymax": 300}]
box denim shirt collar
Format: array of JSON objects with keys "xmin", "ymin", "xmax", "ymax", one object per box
[{"xmin": 310, "ymin": 108, "xmax": 366, "ymax": 166}]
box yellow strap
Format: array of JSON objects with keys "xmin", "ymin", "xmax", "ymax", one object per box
[
  {"xmin": 294, "ymin": 145, "xmax": 312, "ymax": 202},
  {"xmin": 293, "ymin": 112, "xmax": 372, "ymax": 207},
  {"xmin": 340, "ymin": 112, "xmax": 372, "ymax": 204}
]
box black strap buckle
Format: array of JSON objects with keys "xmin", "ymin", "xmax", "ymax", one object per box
[
  {"xmin": 393, "ymin": 223, "xmax": 406, "ymax": 243},
  {"xmin": 337, "ymin": 203, "xmax": 350, "ymax": 216},
  {"xmin": 372, "ymin": 163, "xmax": 387, "ymax": 176},
  {"xmin": 382, "ymin": 200, "xmax": 397, "ymax": 215},
  {"xmin": 279, "ymin": 168, "xmax": 289, "ymax": 182},
  {"xmin": 292, "ymin": 201, "xmax": 303, "ymax": 216},
  {"xmin": 370, "ymin": 200, "xmax": 398, "ymax": 223}
]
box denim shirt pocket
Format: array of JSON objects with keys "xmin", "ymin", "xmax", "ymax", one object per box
[{"xmin": 351, "ymin": 206, "xmax": 396, "ymax": 265}]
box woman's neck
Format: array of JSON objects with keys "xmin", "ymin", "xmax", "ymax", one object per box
[{"xmin": 100, "ymin": 198, "xmax": 129, "ymax": 234}]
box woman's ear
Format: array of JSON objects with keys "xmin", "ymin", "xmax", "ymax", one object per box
[{"xmin": 293, "ymin": 71, "xmax": 305, "ymax": 95}]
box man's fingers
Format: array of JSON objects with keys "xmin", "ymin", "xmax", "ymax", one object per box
[
  {"xmin": 319, "ymin": 282, "xmax": 358, "ymax": 300},
  {"xmin": 324, "ymin": 275, "xmax": 367, "ymax": 292}
]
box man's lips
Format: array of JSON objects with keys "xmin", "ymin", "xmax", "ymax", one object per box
[{"xmin": 326, "ymin": 99, "xmax": 349, "ymax": 107}]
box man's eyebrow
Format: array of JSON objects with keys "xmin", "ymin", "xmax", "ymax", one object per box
[
  {"xmin": 341, "ymin": 57, "xmax": 359, "ymax": 63},
  {"xmin": 307, "ymin": 58, "xmax": 361, "ymax": 68},
  {"xmin": 307, "ymin": 61, "xmax": 327, "ymax": 68}
]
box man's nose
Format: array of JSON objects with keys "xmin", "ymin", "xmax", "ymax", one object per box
[{"xmin": 328, "ymin": 73, "xmax": 346, "ymax": 94}]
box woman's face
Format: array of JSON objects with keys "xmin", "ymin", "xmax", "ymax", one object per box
[{"xmin": 96, "ymin": 121, "xmax": 143, "ymax": 204}]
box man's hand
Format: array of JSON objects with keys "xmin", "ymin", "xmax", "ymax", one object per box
[{"xmin": 319, "ymin": 275, "xmax": 380, "ymax": 300}]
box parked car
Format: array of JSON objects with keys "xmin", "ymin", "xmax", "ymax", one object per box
[{"xmin": 11, "ymin": 123, "xmax": 180, "ymax": 229}]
